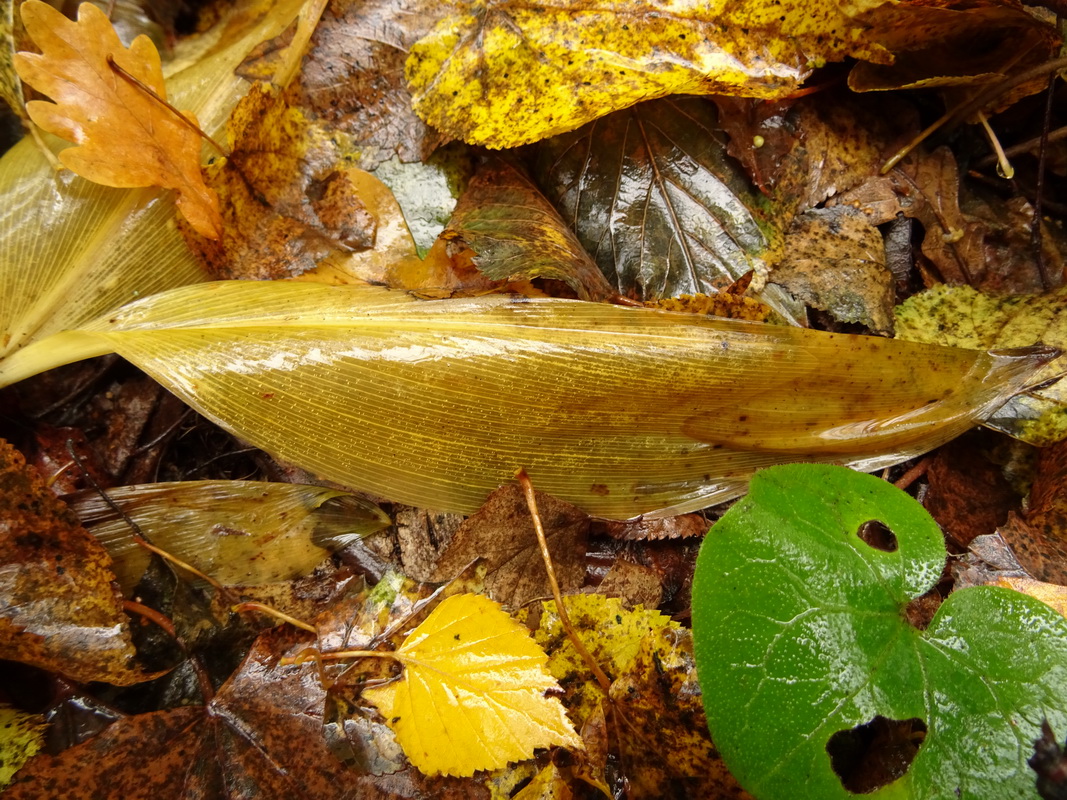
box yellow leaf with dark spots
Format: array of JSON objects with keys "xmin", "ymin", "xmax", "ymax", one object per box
[
  {"xmin": 405, "ymin": 0, "xmax": 894, "ymax": 148},
  {"xmin": 362, "ymin": 592, "xmax": 580, "ymax": 777}
]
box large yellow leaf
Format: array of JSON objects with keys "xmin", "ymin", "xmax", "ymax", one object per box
[
  {"xmin": 406, "ymin": 0, "xmax": 895, "ymax": 148},
  {"xmin": 361, "ymin": 592, "xmax": 579, "ymax": 777},
  {"xmin": 0, "ymin": 280, "xmax": 1053, "ymax": 519}
]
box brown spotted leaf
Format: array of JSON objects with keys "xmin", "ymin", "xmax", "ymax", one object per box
[
  {"xmin": 428, "ymin": 484, "xmax": 589, "ymax": 609},
  {"xmin": 0, "ymin": 438, "xmax": 150, "ymax": 685},
  {"xmin": 1000, "ymin": 438, "xmax": 1067, "ymax": 585}
]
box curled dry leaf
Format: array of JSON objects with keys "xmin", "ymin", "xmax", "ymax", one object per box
[
  {"xmin": 0, "ymin": 438, "xmax": 151, "ymax": 685},
  {"xmin": 0, "ymin": 281, "xmax": 1055, "ymax": 519},
  {"xmin": 13, "ymin": 1, "xmax": 223, "ymax": 239}
]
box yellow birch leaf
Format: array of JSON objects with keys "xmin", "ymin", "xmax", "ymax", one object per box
[
  {"xmin": 13, "ymin": 1, "xmax": 223, "ymax": 239},
  {"xmin": 0, "ymin": 705, "xmax": 45, "ymax": 789},
  {"xmin": 361, "ymin": 592, "xmax": 580, "ymax": 777},
  {"xmin": 0, "ymin": 280, "xmax": 1056, "ymax": 519}
]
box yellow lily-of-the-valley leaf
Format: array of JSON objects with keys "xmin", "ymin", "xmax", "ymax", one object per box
[
  {"xmin": 0, "ymin": 280, "xmax": 1055, "ymax": 519},
  {"xmin": 405, "ymin": 0, "xmax": 894, "ymax": 148},
  {"xmin": 361, "ymin": 592, "xmax": 580, "ymax": 777}
]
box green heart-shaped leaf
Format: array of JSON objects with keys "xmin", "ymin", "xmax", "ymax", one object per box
[{"xmin": 692, "ymin": 463, "xmax": 1067, "ymax": 799}]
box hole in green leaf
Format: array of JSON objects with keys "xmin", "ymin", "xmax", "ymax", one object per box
[
  {"xmin": 826, "ymin": 715, "xmax": 927, "ymax": 793},
  {"xmin": 856, "ymin": 519, "xmax": 898, "ymax": 552}
]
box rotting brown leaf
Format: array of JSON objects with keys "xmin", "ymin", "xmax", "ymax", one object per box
[
  {"xmin": 609, "ymin": 626, "xmax": 752, "ymax": 799},
  {"xmin": 286, "ymin": 0, "xmax": 453, "ymax": 170},
  {"xmin": 594, "ymin": 559, "xmax": 663, "ymax": 610},
  {"xmin": 1000, "ymin": 438, "xmax": 1067, "ymax": 585},
  {"xmin": 848, "ymin": 0, "xmax": 1060, "ymax": 113},
  {"xmin": 922, "ymin": 433, "xmax": 1020, "ymax": 551},
  {"xmin": 714, "ymin": 91, "xmax": 918, "ymax": 225},
  {"xmin": 0, "ymin": 438, "xmax": 152, "ymax": 686},
  {"xmin": 767, "ymin": 205, "xmax": 895, "ymax": 333},
  {"xmin": 13, "ymin": 1, "xmax": 223, "ymax": 239},
  {"xmin": 591, "ymin": 513, "xmax": 709, "ymax": 542},
  {"xmin": 184, "ymin": 83, "xmax": 376, "ymax": 280},
  {"xmin": 442, "ymin": 159, "xmax": 616, "ymax": 302},
  {"xmin": 428, "ymin": 484, "xmax": 589, "ymax": 609}
]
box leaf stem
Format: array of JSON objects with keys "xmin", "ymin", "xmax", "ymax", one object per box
[
  {"xmin": 516, "ymin": 468, "xmax": 612, "ymax": 693},
  {"xmin": 106, "ymin": 55, "xmax": 229, "ymax": 158}
]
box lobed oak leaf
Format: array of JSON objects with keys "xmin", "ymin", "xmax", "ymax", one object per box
[
  {"xmin": 13, "ymin": 1, "xmax": 222, "ymax": 239},
  {"xmin": 362, "ymin": 592, "xmax": 580, "ymax": 777}
]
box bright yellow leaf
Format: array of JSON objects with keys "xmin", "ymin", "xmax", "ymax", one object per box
[
  {"xmin": 0, "ymin": 705, "xmax": 45, "ymax": 788},
  {"xmin": 405, "ymin": 0, "xmax": 893, "ymax": 148},
  {"xmin": 362, "ymin": 592, "xmax": 580, "ymax": 777},
  {"xmin": 14, "ymin": 1, "xmax": 222, "ymax": 238}
]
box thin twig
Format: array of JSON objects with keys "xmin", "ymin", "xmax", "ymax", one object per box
[
  {"xmin": 1031, "ymin": 24, "xmax": 1060, "ymax": 292},
  {"xmin": 977, "ymin": 112, "xmax": 1014, "ymax": 179},
  {"xmin": 106, "ymin": 55, "xmax": 229, "ymax": 158},
  {"xmin": 232, "ymin": 602, "xmax": 317, "ymax": 633},
  {"xmin": 516, "ymin": 468, "xmax": 612, "ymax": 693}
]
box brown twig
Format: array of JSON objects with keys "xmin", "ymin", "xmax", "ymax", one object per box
[{"xmin": 516, "ymin": 468, "xmax": 612, "ymax": 693}]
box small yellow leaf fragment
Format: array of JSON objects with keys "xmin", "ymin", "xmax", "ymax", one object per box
[
  {"xmin": 0, "ymin": 705, "xmax": 46, "ymax": 788},
  {"xmin": 362, "ymin": 593, "xmax": 580, "ymax": 777},
  {"xmin": 995, "ymin": 577, "xmax": 1067, "ymax": 618},
  {"xmin": 13, "ymin": 1, "xmax": 222, "ymax": 239}
]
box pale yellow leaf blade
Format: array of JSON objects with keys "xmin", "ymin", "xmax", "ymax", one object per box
[
  {"xmin": 0, "ymin": 280, "xmax": 1055, "ymax": 519},
  {"xmin": 66, "ymin": 480, "xmax": 389, "ymax": 592},
  {"xmin": 362, "ymin": 592, "xmax": 580, "ymax": 777}
]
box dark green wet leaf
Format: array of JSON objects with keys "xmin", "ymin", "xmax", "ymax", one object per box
[
  {"xmin": 692, "ymin": 463, "xmax": 1067, "ymax": 800},
  {"xmin": 534, "ymin": 96, "xmax": 779, "ymax": 303}
]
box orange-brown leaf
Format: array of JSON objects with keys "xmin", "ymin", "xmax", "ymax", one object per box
[
  {"xmin": 13, "ymin": 1, "xmax": 222, "ymax": 239},
  {"xmin": 0, "ymin": 438, "xmax": 151, "ymax": 685}
]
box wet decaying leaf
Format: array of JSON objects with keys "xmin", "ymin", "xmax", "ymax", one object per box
[
  {"xmin": 522, "ymin": 594, "xmax": 745, "ymax": 798},
  {"xmin": 363, "ymin": 593, "xmax": 580, "ymax": 777},
  {"xmin": 442, "ymin": 159, "xmax": 616, "ymax": 302},
  {"xmin": 428, "ymin": 484, "xmax": 588, "ymax": 609},
  {"xmin": 405, "ymin": 0, "xmax": 897, "ymax": 149},
  {"xmin": 185, "ymin": 83, "xmax": 376, "ymax": 279},
  {"xmin": 14, "ymin": 1, "xmax": 223, "ymax": 239},
  {"xmin": 65, "ymin": 479, "xmax": 389, "ymax": 592},
  {"xmin": 895, "ymin": 283, "xmax": 1067, "ymax": 445},
  {"xmin": 767, "ymin": 205, "xmax": 894, "ymax": 333},
  {"xmin": 714, "ymin": 91, "xmax": 917, "ymax": 224},
  {"xmin": 286, "ymin": 0, "xmax": 452, "ymax": 170},
  {"xmin": 921, "ymin": 433, "xmax": 1020, "ymax": 551},
  {"xmin": 528, "ymin": 594, "xmax": 676, "ymax": 728},
  {"xmin": 848, "ymin": 0, "xmax": 1059, "ymax": 110},
  {"xmin": 837, "ymin": 147, "xmax": 1055, "ymax": 294},
  {"xmin": 646, "ymin": 291, "xmax": 772, "ymax": 323},
  {"xmin": 0, "ymin": 705, "xmax": 45, "ymax": 789},
  {"xmin": 535, "ymin": 97, "xmax": 775, "ymax": 304},
  {"xmin": 999, "ymin": 438, "xmax": 1067, "ymax": 585},
  {"xmin": 0, "ymin": 438, "xmax": 151, "ymax": 685},
  {"xmin": 0, "ymin": 281, "xmax": 1054, "ymax": 519},
  {"xmin": 609, "ymin": 625, "xmax": 750, "ymax": 799}
]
